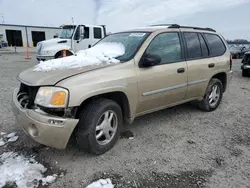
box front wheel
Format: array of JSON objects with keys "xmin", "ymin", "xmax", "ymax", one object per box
[
  {"xmin": 75, "ymin": 98, "xmax": 123, "ymax": 155},
  {"xmin": 198, "ymin": 78, "xmax": 223, "ymax": 112}
]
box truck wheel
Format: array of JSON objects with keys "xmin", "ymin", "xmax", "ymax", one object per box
[
  {"xmin": 198, "ymin": 78, "xmax": 223, "ymax": 112},
  {"xmin": 55, "ymin": 50, "xmax": 73, "ymax": 59},
  {"xmin": 242, "ymin": 69, "xmax": 248, "ymax": 77},
  {"xmin": 75, "ymin": 98, "xmax": 123, "ymax": 155}
]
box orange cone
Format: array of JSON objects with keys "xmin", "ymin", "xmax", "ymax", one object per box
[{"xmin": 25, "ymin": 46, "xmax": 31, "ymax": 60}]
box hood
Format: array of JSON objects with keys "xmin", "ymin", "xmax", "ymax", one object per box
[
  {"xmin": 18, "ymin": 63, "xmax": 112, "ymax": 86},
  {"xmin": 37, "ymin": 38, "xmax": 71, "ymax": 54}
]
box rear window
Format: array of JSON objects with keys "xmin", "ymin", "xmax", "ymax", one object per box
[
  {"xmin": 204, "ymin": 33, "xmax": 226, "ymax": 56},
  {"xmin": 243, "ymin": 54, "xmax": 250, "ymax": 63}
]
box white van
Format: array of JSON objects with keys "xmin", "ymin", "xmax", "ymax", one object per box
[{"xmin": 36, "ymin": 24, "xmax": 106, "ymax": 61}]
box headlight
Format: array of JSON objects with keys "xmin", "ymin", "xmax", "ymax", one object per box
[{"xmin": 35, "ymin": 87, "xmax": 69, "ymax": 108}]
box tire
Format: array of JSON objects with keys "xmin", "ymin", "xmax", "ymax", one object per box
[
  {"xmin": 198, "ymin": 78, "xmax": 223, "ymax": 112},
  {"xmin": 75, "ymin": 98, "xmax": 123, "ymax": 155},
  {"xmin": 242, "ymin": 69, "xmax": 248, "ymax": 77},
  {"xmin": 55, "ymin": 50, "xmax": 73, "ymax": 59}
]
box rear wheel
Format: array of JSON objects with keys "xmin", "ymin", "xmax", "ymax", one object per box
[
  {"xmin": 75, "ymin": 98, "xmax": 123, "ymax": 155},
  {"xmin": 198, "ymin": 78, "xmax": 223, "ymax": 112}
]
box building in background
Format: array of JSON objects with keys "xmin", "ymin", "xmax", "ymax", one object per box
[{"xmin": 0, "ymin": 24, "xmax": 61, "ymax": 47}]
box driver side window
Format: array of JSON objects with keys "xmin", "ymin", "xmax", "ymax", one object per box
[{"xmin": 146, "ymin": 32, "xmax": 182, "ymax": 64}]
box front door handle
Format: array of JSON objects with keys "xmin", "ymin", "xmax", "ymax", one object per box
[
  {"xmin": 177, "ymin": 68, "xmax": 185, "ymax": 73},
  {"xmin": 208, "ymin": 63, "xmax": 215, "ymax": 68}
]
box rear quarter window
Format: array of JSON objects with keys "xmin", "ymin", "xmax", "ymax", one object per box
[{"xmin": 204, "ymin": 33, "xmax": 226, "ymax": 56}]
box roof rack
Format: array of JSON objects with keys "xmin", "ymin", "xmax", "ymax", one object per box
[
  {"xmin": 150, "ymin": 24, "xmax": 177, "ymax": 27},
  {"xmin": 149, "ymin": 24, "xmax": 216, "ymax": 32},
  {"xmin": 168, "ymin": 24, "xmax": 216, "ymax": 32}
]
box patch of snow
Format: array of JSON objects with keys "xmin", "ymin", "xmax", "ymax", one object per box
[
  {"xmin": 0, "ymin": 152, "xmax": 57, "ymax": 188},
  {"xmin": 86, "ymin": 179, "xmax": 114, "ymax": 188},
  {"xmin": 33, "ymin": 42, "xmax": 125, "ymax": 72},
  {"xmin": 0, "ymin": 138, "xmax": 5, "ymax": 147},
  {"xmin": 7, "ymin": 136, "xmax": 19, "ymax": 143},
  {"xmin": 6, "ymin": 132, "xmax": 16, "ymax": 138},
  {"xmin": 42, "ymin": 175, "xmax": 57, "ymax": 184}
]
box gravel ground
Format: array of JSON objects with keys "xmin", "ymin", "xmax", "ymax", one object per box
[{"xmin": 0, "ymin": 53, "xmax": 250, "ymax": 188}]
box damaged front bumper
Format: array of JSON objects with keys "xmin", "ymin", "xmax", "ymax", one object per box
[{"xmin": 12, "ymin": 88, "xmax": 79, "ymax": 149}]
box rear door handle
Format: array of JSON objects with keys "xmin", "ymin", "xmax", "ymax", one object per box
[
  {"xmin": 177, "ymin": 68, "xmax": 185, "ymax": 73},
  {"xmin": 208, "ymin": 63, "xmax": 215, "ymax": 68}
]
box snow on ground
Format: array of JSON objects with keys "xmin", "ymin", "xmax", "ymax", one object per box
[
  {"xmin": 33, "ymin": 42, "xmax": 125, "ymax": 72},
  {"xmin": 0, "ymin": 152, "xmax": 57, "ymax": 188},
  {"xmin": 86, "ymin": 179, "xmax": 114, "ymax": 188},
  {"xmin": 0, "ymin": 132, "xmax": 19, "ymax": 147}
]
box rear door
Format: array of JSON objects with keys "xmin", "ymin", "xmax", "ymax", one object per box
[{"xmin": 183, "ymin": 32, "xmax": 216, "ymax": 99}]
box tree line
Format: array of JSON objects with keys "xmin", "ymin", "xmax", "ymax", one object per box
[{"xmin": 227, "ymin": 39, "xmax": 250, "ymax": 44}]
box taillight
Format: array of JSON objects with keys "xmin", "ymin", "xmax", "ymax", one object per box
[{"xmin": 230, "ymin": 55, "xmax": 232, "ymax": 70}]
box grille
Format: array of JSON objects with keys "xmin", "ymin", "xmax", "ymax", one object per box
[
  {"xmin": 17, "ymin": 83, "xmax": 39, "ymax": 109},
  {"xmin": 36, "ymin": 43, "xmax": 42, "ymax": 55}
]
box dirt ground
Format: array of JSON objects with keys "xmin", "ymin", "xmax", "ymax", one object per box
[{"xmin": 0, "ymin": 52, "xmax": 249, "ymax": 188}]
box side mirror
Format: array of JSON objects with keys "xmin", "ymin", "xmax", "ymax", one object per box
[{"xmin": 140, "ymin": 53, "xmax": 161, "ymax": 68}]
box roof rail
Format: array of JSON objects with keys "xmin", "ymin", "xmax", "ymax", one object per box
[
  {"xmin": 168, "ymin": 24, "xmax": 216, "ymax": 32},
  {"xmin": 150, "ymin": 24, "xmax": 178, "ymax": 27}
]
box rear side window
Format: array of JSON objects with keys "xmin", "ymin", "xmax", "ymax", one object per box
[
  {"xmin": 94, "ymin": 27, "xmax": 102, "ymax": 39},
  {"xmin": 198, "ymin": 34, "xmax": 209, "ymax": 57},
  {"xmin": 184, "ymin": 32, "xmax": 202, "ymax": 59},
  {"xmin": 204, "ymin": 34, "xmax": 226, "ymax": 56}
]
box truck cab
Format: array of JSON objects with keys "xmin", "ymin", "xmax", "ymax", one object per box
[{"xmin": 36, "ymin": 24, "xmax": 106, "ymax": 61}]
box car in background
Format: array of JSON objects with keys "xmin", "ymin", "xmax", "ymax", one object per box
[
  {"xmin": 241, "ymin": 52, "xmax": 250, "ymax": 77},
  {"xmin": 230, "ymin": 46, "xmax": 248, "ymax": 59}
]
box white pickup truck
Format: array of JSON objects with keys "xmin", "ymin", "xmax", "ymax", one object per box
[{"xmin": 36, "ymin": 24, "xmax": 106, "ymax": 61}]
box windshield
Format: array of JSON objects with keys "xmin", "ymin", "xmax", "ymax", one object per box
[
  {"xmin": 96, "ymin": 32, "xmax": 150, "ymax": 62},
  {"xmin": 59, "ymin": 25, "xmax": 76, "ymax": 39}
]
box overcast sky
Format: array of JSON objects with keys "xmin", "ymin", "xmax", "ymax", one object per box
[{"xmin": 0, "ymin": 0, "xmax": 249, "ymax": 40}]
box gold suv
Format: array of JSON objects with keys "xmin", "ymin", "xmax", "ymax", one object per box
[{"xmin": 12, "ymin": 24, "xmax": 233, "ymax": 155}]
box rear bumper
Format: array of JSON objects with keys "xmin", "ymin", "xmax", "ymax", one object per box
[{"xmin": 12, "ymin": 88, "xmax": 79, "ymax": 149}]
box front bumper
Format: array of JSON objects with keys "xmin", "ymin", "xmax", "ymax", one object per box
[
  {"xmin": 12, "ymin": 88, "xmax": 79, "ymax": 149},
  {"xmin": 36, "ymin": 55, "xmax": 54, "ymax": 62}
]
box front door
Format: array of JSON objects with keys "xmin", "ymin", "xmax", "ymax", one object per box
[{"xmin": 136, "ymin": 32, "xmax": 188, "ymax": 114}]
